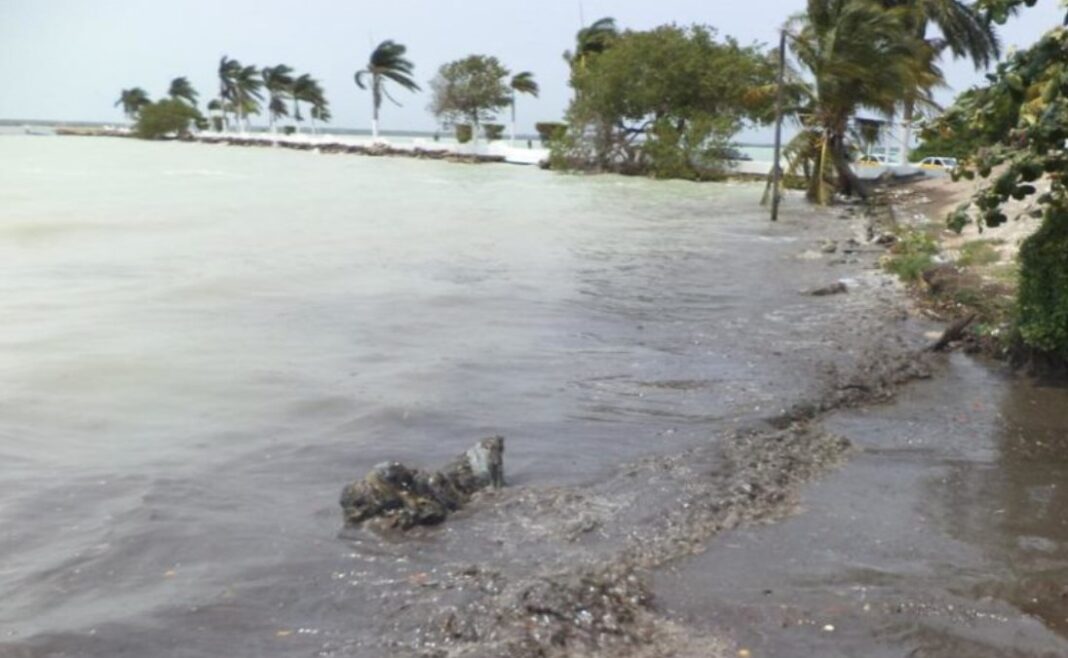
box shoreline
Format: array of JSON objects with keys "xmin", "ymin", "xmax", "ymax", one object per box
[
  {"xmin": 54, "ymin": 126, "xmax": 549, "ymax": 166},
  {"xmin": 49, "ymin": 126, "xmax": 795, "ymax": 178}
]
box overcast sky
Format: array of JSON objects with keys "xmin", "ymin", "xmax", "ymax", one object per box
[{"xmin": 1, "ymin": 0, "xmax": 1064, "ymax": 139}]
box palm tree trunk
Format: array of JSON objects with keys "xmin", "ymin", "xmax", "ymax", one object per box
[
  {"xmin": 510, "ymin": 94, "xmax": 517, "ymax": 145},
  {"xmin": 830, "ymin": 134, "xmax": 871, "ymax": 201},
  {"xmin": 817, "ymin": 135, "xmax": 830, "ymax": 205},
  {"xmin": 372, "ymin": 77, "xmax": 380, "ymax": 141},
  {"xmin": 898, "ymin": 101, "xmax": 914, "ymax": 166}
]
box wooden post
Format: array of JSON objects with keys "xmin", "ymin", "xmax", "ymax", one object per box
[{"xmin": 770, "ymin": 29, "xmax": 787, "ymax": 222}]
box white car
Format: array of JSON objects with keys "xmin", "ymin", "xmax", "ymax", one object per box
[{"xmin": 918, "ymin": 156, "xmax": 958, "ymax": 170}]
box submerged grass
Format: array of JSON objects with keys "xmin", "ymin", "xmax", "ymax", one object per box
[{"xmin": 957, "ymin": 239, "xmax": 1003, "ymax": 267}]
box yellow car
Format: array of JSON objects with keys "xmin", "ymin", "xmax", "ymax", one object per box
[
  {"xmin": 918, "ymin": 156, "xmax": 958, "ymax": 170},
  {"xmin": 855, "ymin": 154, "xmax": 888, "ymax": 167}
]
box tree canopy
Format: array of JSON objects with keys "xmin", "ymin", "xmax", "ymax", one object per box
[
  {"xmin": 554, "ymin": 24, "xmax": 778, "ymax": 180},
  {"xmin": 135, "ymin": 99, "xmax": 201, "ymax": 139},
  {"xmin": 428, "ymin": 55, "xmax": 511, "ymax": 131}
]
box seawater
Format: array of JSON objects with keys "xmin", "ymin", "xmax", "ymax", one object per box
[{"xmin": 0, "ymin": 135, "xmax": 917, "ymax": 655}]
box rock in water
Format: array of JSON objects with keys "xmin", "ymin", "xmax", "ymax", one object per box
[
  {"xmin": 339, "ymin": 436, "xmax": 505, "ymax": 530},
  {"xmin": 805, "ymin": 281, "xmax": 848, "ymax": 296}
]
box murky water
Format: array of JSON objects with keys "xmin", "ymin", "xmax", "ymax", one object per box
[{"xmin": 3, "ymin": 136, "xmax": 1064, "ymax": 657}]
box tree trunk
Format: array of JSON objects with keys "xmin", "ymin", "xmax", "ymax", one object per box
[
  {"xmin": 899, "ymin": 101, "xmax": 914, "ymax": 166},
  {"xmin": 510, "ymin": 94, "xmax": 516, "ymax": 145},
  {"xmin": 830, "ymin": 134, "xmax": 871, "ymax": 201},
  {"xmin": 372, "ymin": 78, "xmax": 380, "ymax": 140}
]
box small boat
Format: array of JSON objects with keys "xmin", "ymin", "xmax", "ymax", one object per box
[{"xmin": 23, "ymin": 125, "xmax": 54, "ymax": 136}]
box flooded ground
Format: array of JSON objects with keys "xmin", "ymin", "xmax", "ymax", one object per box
[
  {"xmin": 656, "ymin": 355, "xmax": 1068, "ymax": 657},
  {"xmin": 1, "ymin": 136, "xmax": 1066, "ymax": 657}
]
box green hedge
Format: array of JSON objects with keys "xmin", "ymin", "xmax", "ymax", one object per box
[
  {"xmin": 455, "ymin": 124, "xmax": 473, "ymax": 144},
  {"xmin": 1017, "ymin": 207, "xmax": 1068, "ymax": 356},
  {"xmin": 483, "ymin": 123, "xmax": 505, "ymax": 141}
]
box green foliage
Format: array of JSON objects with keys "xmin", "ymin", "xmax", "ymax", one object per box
[
  {"xmin": 915, "ymin": 85, "xmax": 1020, "ymax": 161},
  {"xmin": 554, "ymin": 24, "xmax": 777, "ymax": 178},
  {"xmin": 884, "ymin": 229, "xmax": 939, "ymax": 282},
  {"xmin": 455, "ymin": 124, "xmax": 473, "ymax": 144},
  {"xmin": 429, "ymin": 55, "xmax": 511, "ymax": 129},
  {"xmin": 510, "ymin": 72, "xmax": 539, "ymax": 97},
  {"xmin": 640, "ymin": 115, "xmax": 739, "ymax": 180},
  {"xmin": 135, "ymin": 99, "xmax": 201, "ymax": 139},
  {"xmin": 483, "ymin": 124, "xmax": 505, "ymax": 141},
  {"xmin": 168, "ymin": 77, "xmax": 198, "ymax": 106},
  {"xmin": 535, "ymin": 122, "xmax": 567, "ymax": 145},
  {"xmin": 1017, "ymin": 208, "xmax": 1068, "ymax": 355},
  {"xmin": 291, "ymin": 73, "xmax": 328, "ymax": 129},
  {"xmin": 262, "ymin": 64, "xmax": 294, "ymax": 128},
  {"xmin": 115, "ymin": 87, "xmax": 151, "ymax": 119},
  {"xmin": 937, "ymin": 22, "xmax": 1068, "ymax": 356}
]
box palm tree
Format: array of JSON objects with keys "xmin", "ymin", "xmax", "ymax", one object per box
[
  {"xmin": 115, "ymin": 88, "xmax": 151, "ymax": 121},
  {"xmin": 233, "ymin": 64, "xmax": 264, "ymax": 133},
  {"xmin": 354, "ymin": 40, "xmax": 420, "ymax": 141},
  {"xmin": 788, "ymin": 0, "xmax": 930, "ymax": 202},
  {"xmin": 881, "ymin": 0, "xmax": 1001, "ymax": 163},
  {"xmin": 508, "ymin": 71, "xmax": 539, "ymax": 144},
  {"xmin": 310, "ymin": 99, "xmax": 332, "ymax": 133},
  {"xmin": 168, "ymin": 77, "xmax": 198, "ymax": 107},
  {"xmin": 564, "ymin": 17, "xmax": 618, "ymax": 70},
  {"xmin": 262, "ymin": 64, "xmax": 294, "ymax": 133},
  {"xmin": 292, "ymin": 74, "xmax": 326, "ymax": 135},
  {"xmin": 218, "ymin": 56, "xmax": 241, "ymax": 131}
]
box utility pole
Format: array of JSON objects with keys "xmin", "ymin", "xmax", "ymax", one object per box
[{"xmin": 770, "ymin": 29, "xmax": 787, "ymax": 222}]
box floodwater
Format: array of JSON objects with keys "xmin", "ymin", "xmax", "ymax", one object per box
[
  {"xmin": 656, "ymin": 356, "xmax": 1068, "ymax": 657},
  {"xmin": 1, "ymin": 135, "xmax": 1066, "ymax": 657}
]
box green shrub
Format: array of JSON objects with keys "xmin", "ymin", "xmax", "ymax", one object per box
[
  {"xmin": 455, "ymin": 124, "xmax": 473, "ymax": 144},
  {"xmin": 282, "ymin": 125, "xmax": 296, "ymax": 135},
  {"xmin": 884, "ymin": 229, "xmax": 939, "ymax": 282},
  {"xmin": 483, "ymin": 123, "xmax": 505, "ymax": 141},
  {"xmin": 535, "ymin": 122, "xmax": 567, "ymax": 146},
  {"xmin": 135, "ymin": 99, "xmax": 200, "ymax": 140},
  {"xmin": 1016, "ymin": 207, "xmax": 1068, "ymax": 355}
]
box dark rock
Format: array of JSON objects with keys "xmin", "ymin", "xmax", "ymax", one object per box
[
  {"xmin": 806, "ymin": 281, "xmax": 848, "ymax": 296},
  {"xmin": 340, "ymin": 436, "xmax": 504, "ymax": 530}
]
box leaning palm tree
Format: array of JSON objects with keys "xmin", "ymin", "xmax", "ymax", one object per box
[
  {"xmin": 233, "ymin": 64, "xmax": 264, "ymax": 133},
  {"xmin": 564, "ymin": 17, "xmax": 618, "ymax": 72},
  {"xmin": 168, "ymin": 77, "xmax": 198, "ymax": 107},
  {"xmin": 292, "ymin": 74, "xmax": 326, "ymax": 135},
  {"xmin": 218, "ymin": 56, "xmax": 241, "ymax": 131},
  {"xmin": 310, "ymin": 99, "xmax": 332, "ymax": 134},
  {"xmin": 354, "ymin": 40, "xmax": 420, "ymax": 140},
  {"xmin": 788, "ymin": 0, "xmax": 932, "ymax": 202},
  {"xmin": 262, "ymin": 64, "xmax": 294, "ymax": 133},
  {"xmin": 115, "ymin": 87, "xmax": 151, "ymax": 121},
  {"xmin": 881, "ymin": 0, "xmax": 1001, "ymax": 162},
  {"xmin": 508, "ymin": 71, "xmax": 539, "ymax": 144}
]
